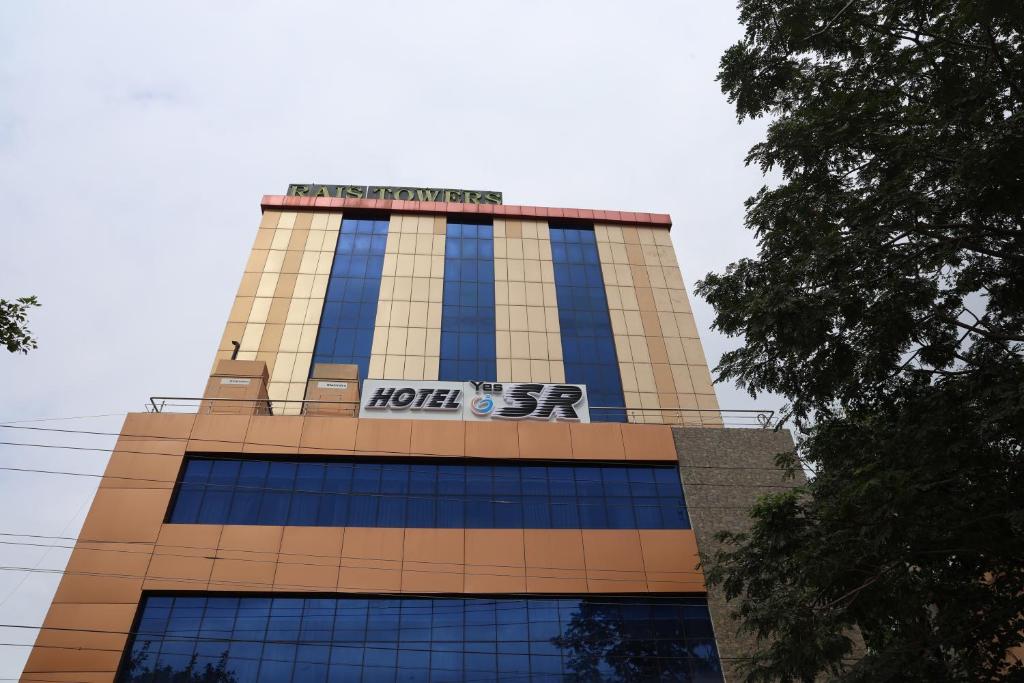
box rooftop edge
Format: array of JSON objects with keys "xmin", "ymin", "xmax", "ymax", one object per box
[{"xmin": 261, "ymin": 195, "xmax": 673, "ymax": 229}]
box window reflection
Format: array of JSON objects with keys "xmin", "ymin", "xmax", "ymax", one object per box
[
  {"xmin": 169, "ymin": 458, "xmax": 689, "ymax": 530},
  {"xmin": 550, "ymin": 226, "xmax": 627, "ymax": 422},
  {"xmin": 440, "ymin": 221, "xmax": 496, "ymax": 381},
  {"xmin": 121, "ymin": 596, "xmax": 723, "ymax": 682},
  {"xmin": 313, "ymin": 218, "xmax": 389, "ymax": 384}
]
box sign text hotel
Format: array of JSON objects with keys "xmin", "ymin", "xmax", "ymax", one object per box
[
  {"xmin": 359, "ymin": 380, "xmax": 590, "ymax": 422},
  {"xmin": 288, "ymin": 184, "xmax": 502, "ymax": 205}
]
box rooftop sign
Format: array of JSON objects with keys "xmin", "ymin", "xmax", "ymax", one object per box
[
  {"xmin": 287, "ymin": 184, "xmax": 502, "ymax": 205},
  {"xmin": 359, "ymin": 380, "xmax": 590, "ymax": 422}
]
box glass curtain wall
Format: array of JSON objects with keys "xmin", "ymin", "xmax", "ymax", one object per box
[
  {"xmin": 120, "ymin": 595, "xmax": 724, "ymax": 683},
  {"xmin": 438, "ymin": 221, "xmax": 496, "ymax": 381},
  {"xmin": 168, "ymin": 458, "xmax": 689, "ymax": 530},
  {"xmin": 312, "ymin": 217, "xmax": 389, "ymax": 384},
  {"xmin": 549, "ymin": 225, "xmax": 627, "ymax": 422}
]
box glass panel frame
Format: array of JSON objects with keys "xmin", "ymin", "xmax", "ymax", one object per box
[
  {"xmin": 167, "ymin": 457, "xmax": 689, "ymax": 530},
  {"xmin": 439, "ymin": 221, "xmax": 497, "ymax": 381},
  {"xmin": 549, "ymin": 225, "xmax": 627, "ymax": 422},
  {"xmin": 312, "ymin": 217, "xmax": 390, "ymax": 384},
  {"xmin": 119, "ymin": 595, "xmax": 723, "ymax": 683}
]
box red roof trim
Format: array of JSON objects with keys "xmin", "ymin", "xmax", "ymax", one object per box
[{"xmin": 259, "ymin": 195, "xmax": 673, "ymax": 229}]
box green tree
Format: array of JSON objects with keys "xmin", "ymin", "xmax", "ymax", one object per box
[
  {"xmin": 552, "ymin": 602, "xmax": 722, "ymax": 680},
  {"xmin": 125, "ymin": 644, "xmax": 239, "ymax": 683},
  {"xmin": 695, "ymin": 1, "xmax": 1024, "ymax": 681},
  {"xmin": 1, "ymin": 296, "xmax": 40, "ymax": 353}
]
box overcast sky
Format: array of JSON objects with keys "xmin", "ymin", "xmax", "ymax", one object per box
[{"xmin": 0, "ymin": 2, "xmax": 778, "ymax": 677}]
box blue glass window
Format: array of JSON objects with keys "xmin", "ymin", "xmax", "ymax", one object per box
[
  {"xmin": 549, "ymin": 225, "xmax": 627, "ymax": 422},
  {"xmin": 439, "ymin": 221, "xmax": 496, "ymax": 380},
  {"xmin": 120, "ymin": 595, "xmax": 723, "ymax": 682},
  {"xmin": 312, "ymin": 217, "xmax": 389, "ymax": 384},
  {"xmin": 168, "ymin": 458, "xmax": 689, "ymax": 530}
]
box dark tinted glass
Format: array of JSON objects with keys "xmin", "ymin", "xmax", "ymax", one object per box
[
  {"xmin": 439, "ymin": 221, "xmax": 496, "ymax": 381},
  {"xmin": 120, "ymin": 595, "xmax": 723, "ymax": 682},
  {"xmin": 169, "ymin": 458, "xmax": 688, "ymax": 530},
  {"xmin": 312, "ymin": 218, "xmax": 389, "ymax": 384},
  {"xmin": 549, "ymin": 226, "xmax": 627, "ymax": 422}
]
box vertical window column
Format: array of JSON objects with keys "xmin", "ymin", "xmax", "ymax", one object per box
[
  {"xmin": 439, "ymin": 221, "xmax": 496, "ymax": 381},
  {"xmin": 594, "ymin": 224, "xmax": 721, "ymax": 425},
  {"xmin": 493, "ymin": 220, "xmax": 565, "ymax": 383},
  {"xmin": 550, "ymin": 226, "xmax": 627, "ymax": 422},
  {"xmin": 312, "ymin": 217, "xmax": 388, "ymax": 384},
  {"xmin": 369, "ymin": 214, "xmax": 446, "ymax": 380}
]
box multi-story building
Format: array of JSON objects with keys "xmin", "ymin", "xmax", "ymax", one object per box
[{"xmin": 21, "ymin": 185, "xmax": 797, "ymax": 682}]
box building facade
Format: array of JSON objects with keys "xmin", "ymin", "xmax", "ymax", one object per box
[{"xmin": 22, "ymin": 189, "xmax": 796, "ymax": 682}]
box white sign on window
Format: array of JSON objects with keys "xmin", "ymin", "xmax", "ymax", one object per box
[{"xmin": 359, "ymin": 380, "xmax": 589, "ymax": 422}]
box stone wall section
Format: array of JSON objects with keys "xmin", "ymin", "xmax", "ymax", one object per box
[{"xmin": 673, "ymin": 427, "xmax": 802, "ymax": 682}]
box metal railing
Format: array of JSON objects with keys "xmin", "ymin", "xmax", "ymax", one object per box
[
  {"xmin": 147, "ymin": 396, "xmax": 774, "ymax": 428},
  {"xmin": 148, "ymin": 396, "xmax": 357, "ymax": 417},
  {"xmin": 589, "ymin": 406, "xmax": 774, "ymax": 428}
]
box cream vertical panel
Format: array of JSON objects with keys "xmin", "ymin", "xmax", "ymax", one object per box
[
  {"xmin": 230, "ymin": 210, "xmax": 295, "ymax": 364},
  {"xmin": 260, "ymin": 211, "xmax": 306, "ymax": 408},
  {"xmin": 594, "ymin": 224, "xmax": 720, "ymax": 425},
  {"xmin": 217, "ymin": 210, "xmax": 341, "ymax": 416},
  {"xmin": 369, "ymin": 213, "xmax": 444, "ymax": 381},
  {"xmin": 270, "ymin": 212, "xmax": 341, "ymax": 414},
  {"xmin": 494, "ymin": 219, "xmax": 564, "ymax": 383},
  {"xmin": 647, "ymin": 226, "xmax": 721, "ymax": 424},
  {"xmin": 595, "ymin": 223, "xmax": 656, "ymax": 423}
]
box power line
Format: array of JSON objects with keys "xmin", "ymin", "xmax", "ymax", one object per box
[
  {"xmin": 0, "ymin": 491, "xmax": 91, "ymax": 612},
  {"xmin": 0, "ymin": 422, "xmax": 792, "ymax": 594},
  {"xmin": 0, "ymin": 594, "xmax": 727, "ymax": 668},
  {"xmin": 0, "ymin": 537, "xmax": 708, "ymax": 580},
  {"xmin": 0, "ymin": 440, "xmax": 801, "ymax": 493},
  {"xmin": 0, "ymin": 560, "xmax": 706, "ymax": 592},
  {"xmin": 0, "ymin": 436, "xmax": 795, "ymax": 474},
  {"xmin": 0, "ymin": 620, "xmax": 730, "ymax": 654},
  {"xmin": 0, "ymin": 459, "xmax": 795, "ymax": 516},
  {"xmin": 0, "ymin": 457, "xmax": 799, "ymax": 511},
  {"xmin": 0, "ymin": 454, "xmax": 800, "ymax": 497},
  {"xmin": 0, "ymin": 413, "xmax": 125, "ymax": 425},
  {"xmin": 0, "ymin": 422, "xmax": 799, "ymax": 475}
]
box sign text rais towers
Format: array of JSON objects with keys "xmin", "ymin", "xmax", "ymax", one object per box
[{"xmin": 287, "ymin": 184, "xmax": 502, "ymax": 204}]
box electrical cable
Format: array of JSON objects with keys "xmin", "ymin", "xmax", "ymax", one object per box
[
  {"xmin": 0, "ymin": 457, "xmax": 801, "ymax": 513},
  {"xmin": 0, "ymin": 561, "xmax": 706, "ymax": 591},
  {"xmin": 0, "ymin": 413, "xmax": 126, "ymax": 425},
  {"xmin": 0, "ymin": 438, "xmax": 798, "ymax": 485},
  {"xmin": 0, "ymin": 439, "xmax": 797, "ymax": 475},
  {"xmin": 0, "ymin": 493, "xmax": 92, "ymax": 611},
  {"xmin": 0, "ymin": 422, "xmax": 798, "ymax": 475},
  {"xmin": 0, "ymin": 414, "xmax": 783, "ymax": 678},
  {"xmin": 0, "ymin": 538, "xmax": 709, "ymax": 580},
  {"xmin": 0, "ymin": 620, "xmax": 735, "ymax": 654}
]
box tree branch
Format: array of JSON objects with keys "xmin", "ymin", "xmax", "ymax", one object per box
[
  {"xmin": 983, "ymin": 22, "xmax": 1024, "ymax": 104},
  {"xmin": 807, "ymin": 0, "xmax": 860, "ymax": 39},
  {"xmin": 951, "ymin": 318, "xmax": 1024, "ymax": 343},
  {"xmin": 820, "ymin": 573, "xmax": 884, "ymax": 610}
]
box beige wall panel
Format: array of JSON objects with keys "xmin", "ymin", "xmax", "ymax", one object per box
[
  {"xmin": 239, "ymin": 323, "xmax": 265, "ymax": 352},
  {"xmin": 493, "ymin": 219, "xmax": 565, "ymax": 383},
  {"xmin": 220, "ymin": 212, "xmax": 717, "ymax": 424},
  {"xmin": 595, "ymin": 224, "xmax": 720, "ymax": 425},
  {"xmin": 214, "ymin": 211, "xmax": 341, "ymax": 412},
  {"xmin": 369, "ymin": 214, "xmax": 444, "ymax": 381},
  {"xmin": 286, "ymin": 299, "xmax": 308, "ymax": 325},
  {"xmin": 255, "ymin": 272, "xmax": 279, "ymax": 298}
]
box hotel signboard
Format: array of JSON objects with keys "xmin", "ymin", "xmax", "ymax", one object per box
[
  {"xmin": 359, "ymin": 380, "xmax": 590, "ymax": 423},
  {"xmin": 288, "ymin": 184, "xmax": 502, "ymax": 204}
]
